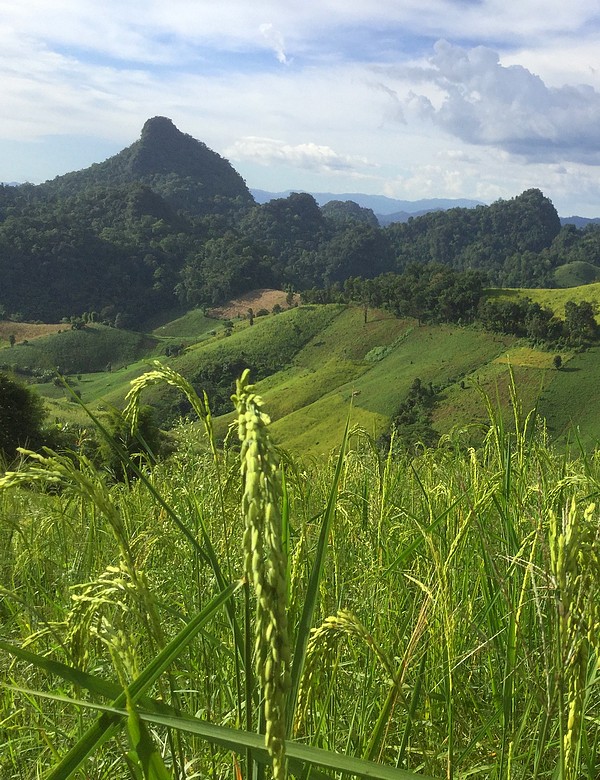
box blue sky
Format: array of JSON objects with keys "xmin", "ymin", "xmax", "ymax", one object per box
[{"xmin": 2, "ymin": 1, "xmax": 600, "ymax": 215}]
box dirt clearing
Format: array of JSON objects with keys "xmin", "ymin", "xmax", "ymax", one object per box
[
  {"xmin": 0, "ymin": 320, "xmax": 64, "ymax": 344},
  {"xmin": 208, "ymin": 288, "xmax": 296, "ymax": 319}
]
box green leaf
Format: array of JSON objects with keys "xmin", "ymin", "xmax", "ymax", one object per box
[
  {"xmin": 7, "ymin": 686, "xmax": 438, "ymax": 780},
  {"xmin": 286, "ymin": 417, "xmax": 350, "ymax": 735},
  {"xmin": 126, "ymin": 694, "xmax": 173, "ymax": 780},
  {"xmin": 2, "ymin": 579, "xmax": 242, "ymax": 780}
]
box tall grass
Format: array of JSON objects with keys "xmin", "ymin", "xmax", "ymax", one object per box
[{"xmin": 1, "ymin": 367, "xmax": 600, "ymax": 779}]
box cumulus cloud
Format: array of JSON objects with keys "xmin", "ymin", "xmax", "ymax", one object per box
[
  {"xmin": 259, "ymin": 23, "xmax": 291, "ymax": 65},
  {"xmin": 225, "ymin": 136, "xmax": 374, "ymax": 173},
  {"xmin": 405, "ymin": 40, "xmax": 600, "ymax": 164}
]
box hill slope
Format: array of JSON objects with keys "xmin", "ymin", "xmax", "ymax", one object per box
[{"xmin": 18, "ymin": 291, "xmax": 600, "ymax": 456}]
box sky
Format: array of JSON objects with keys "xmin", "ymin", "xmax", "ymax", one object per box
[{"xmin": 2, "ymin": 1, "xmax": 600, "ymax": 216}]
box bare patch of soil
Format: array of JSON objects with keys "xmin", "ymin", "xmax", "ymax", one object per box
[
  {"xmin": 208, "ymin": 288, "xmax": 296, "ymax": 319},
  {"xmin": 0, "ymin": 320, "xmax": 64, "ymax": 345}
]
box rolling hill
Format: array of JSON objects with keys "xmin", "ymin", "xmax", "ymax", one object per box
[{"xmin": 5, "ymin": 283, "xmax": 600, "ymax": 457}]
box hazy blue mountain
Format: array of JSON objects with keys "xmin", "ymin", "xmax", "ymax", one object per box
[
  {"xmin": 560, "ymin": 216, "xmax": 600, "ymax": 228},
  {"xmin": 251, "ymin": 188, "xmax": 483, "ymax": 215}
]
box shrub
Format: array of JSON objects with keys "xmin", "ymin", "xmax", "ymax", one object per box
[{"xmin": 0, "ymin": 372, "xmax": 46, "ymax": 461}]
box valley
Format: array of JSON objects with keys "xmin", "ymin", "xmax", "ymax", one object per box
[{"xmin": 4, "ymin": 282, "xmax": 600, "ymax": 456}]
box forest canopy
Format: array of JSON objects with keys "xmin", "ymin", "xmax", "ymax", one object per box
[{"xmin": 1, "ymin": 118, "xmax": 599, "ymax": 326}]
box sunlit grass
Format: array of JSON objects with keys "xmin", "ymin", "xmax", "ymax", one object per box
[{"xmin": 2, "ymin": 369, "xmax": 600, "ymax": 779}]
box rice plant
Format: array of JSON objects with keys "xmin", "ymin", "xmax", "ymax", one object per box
[{"xmin": 1, "ymin": 363, "xmax": 600, "ymax": 779}]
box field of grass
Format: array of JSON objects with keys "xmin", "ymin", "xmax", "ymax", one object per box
[
  {"xmin": 0, "ymin": 320, "xmax": 64, "ymax": 347},
  {"xmin": 263, "ymin": 322, "xmax": 516, "ymax": 455},
  {"xmin": 4, "ymin": 299, "xmax": 597, "ymax": 458},
  {"xmin": 491, "ymin": 281, "xmax": 600, "ymax": 319},
  {"xmin": 171, "ymin": 304, "xmax": 344, "ymax": 376},
  {"xmin": 7, "ymin": 293, "xmax": 600, "ymax": 459},
  {"xmin": 2, "ymin": 376, "xmax": 600, "ymax": 780},
  {"xmin": 151, "ymin": 308, "xmax": 219, "ymax": 339},
  {"xmin": 0, "ymin": 323, "xmax": 158, "ymax": 374},
  {"xmin": 554, "ymin": 260, "xmax": 600, "ymax": 288},
  {"xmin": 536, "ymin": 345, "xmax": 600, "ymax": 448}
]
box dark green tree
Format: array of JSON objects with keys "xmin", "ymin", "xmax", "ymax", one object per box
[
  {"xmin": 0, "ymin": 372, "xmax": 46, "ymax": 462},
  {"xmin": 99, "ymin": 404, "xmax": 165, "ymax": 481},
  {"xmin": 564, "ymin": 300, "xmax": 597, "ymax": 345}
]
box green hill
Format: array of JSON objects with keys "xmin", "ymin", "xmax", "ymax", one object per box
[
  {"xmin": 14, "ymin": 287, "xmax": 600, "ymax": 456},
  {"xmin": 40, "ymin": 116, "xmax": 253, "ymax": 212},
  {"xmin": 1, "ymin": 324, "xmax": 157, "ymax": 375},
  {"xmin": 554, "ymin": 260, "xmax": 600, "ymax": 288},
  {"xmin": 493, "ymin": 281, "xmax": 600, "ymax": 319}
]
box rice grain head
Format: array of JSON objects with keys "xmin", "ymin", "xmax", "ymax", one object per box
[{"xmin": 233, "ymin": 369, "xmax": 290, "ymax": 780}]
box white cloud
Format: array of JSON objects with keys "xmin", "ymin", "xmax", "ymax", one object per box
[
  {"xmin": 258, "ymin": 23, "xmax": 290, "ymax": 65},
  {"xmin": 225, "ymin": 136, "xmax": 374, "ymax": 174},
  {"xmin": 2, "ymin": 1, "xmax": 600, "ymax": 213},
  {"xmin": 400, "ymin": 40, "xmax": 600, "ymax": 163},
  {"xmin": 2, "ymin": 1, "xmax": 599, "ymax": 72}
]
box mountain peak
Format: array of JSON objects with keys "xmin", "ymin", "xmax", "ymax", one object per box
[
  {"xmin": 39, "ymin": 117, "xmax": 253, "ymax": 211},
  {"xmin": 131, "ymin": 116, "xmax": 200, "ymax": 176},
  {"xmin": 140, "ymin": 116, "xmax": 182, "ymax": 143}
]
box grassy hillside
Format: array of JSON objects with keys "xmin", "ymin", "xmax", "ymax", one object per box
[
  {"xmin": 260, "ymin": 314, "xmax": 516, "ymax": 454},
  {"xmin": 0, "ymin": 320, "xmax": 63, "ymax": 346},
  {"xmin": 151, "ymin": 308, "xmax": 218, "ymax": 339},
  {"xmin": 492, "ymin": 280, "xmax": 600, "ymax": 318},
  {"xmin": 537, "ymin": 345, "xmax": 600, "ymax": 448},
  {"xmin": 171, "ymin": 304, "xmax": 344, "ymax": 378},
  {"xmin": 554, "ymin": 260, "xmax": 600, "ymax": 288},
  {"xmin": 0, "ymin": 323, "xmax": 158, "ymax": 375},
  {"xmin": 11, "ymin": 289, "xmax": 600, "ymax": 456}
]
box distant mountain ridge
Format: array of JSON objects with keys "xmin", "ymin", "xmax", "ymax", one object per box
[
  {"xmin": 560, "ymin": 216, "xmax": 600, "ymax": 228},
  {"xmin": 0, "ymin": 117, "xmax": 595, "ymax": 327},
  {"xmin": 252, "ymin": 190, "xmax": 600, "ymax": 225},
  {"xmin": 251, "ymin": 188, "xmax": 484, "ymax": 223}
]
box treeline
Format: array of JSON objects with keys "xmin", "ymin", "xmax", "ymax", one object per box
[
  {"xmin": 302, "ymin": 264, "xmax": 598, "ymax": 348},
  {"xmin": 5, "ymin": 123, "xmax": 600, "ymax": 329}
]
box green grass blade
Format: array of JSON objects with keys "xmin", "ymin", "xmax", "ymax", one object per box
[
  {"xmin": 286, "ymin": 416, "xmax": 350, "ymax": 736},
  {"xmin": 40, "ymin": 579, "xmax": 242, "ymax": 780},
  {"xmin": 397, "ymin": 649, "xmax": 427, "ymax": 768},
  {"xmin": 189, "ymin": 494, "xmax": 246, "ymax": 666},
  {"xmin": 364, "ymin": 683, "xmax": 399, "ymax": 762},
  {"xmin": 8, "ymin": 686, "xmax": 439, "ymax": 780},
  {"xmin": 63, "ymin": 384, "xmax": 209, "ymax": 560},
  {"xmin": 0, "ymin": 639, "xmax": 122, "ymax": 700},
  {"xmin": 125, "ymin": 693, "xmax": 173, "ymax": 780},
  {"xmin": 282, "ymin": 466, "xmax": 291, "ymax": 604}
]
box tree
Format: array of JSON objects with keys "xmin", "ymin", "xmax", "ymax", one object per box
[
  {"xmin": 98, "ymin": 404, "xmax": 165, "ymax": 481},
  {"xmin": 285, "ymin": 285, "xmax": 295, "ymax": 307},
  {"xmin": 564, "ymin": 300, "xmax": 597, "ymax": 345},
  {"xmin": 0, "ymin": 372, "xmax": 46, "ymax": 462}
]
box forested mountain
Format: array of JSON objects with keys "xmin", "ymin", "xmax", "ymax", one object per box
[
  {"xmin": 40, "ymin": 116, "xmax": 253, "ymax": 214},
  {"xmin": 2, "ymin": 118, "xmax": 600, "ymax": 326}
]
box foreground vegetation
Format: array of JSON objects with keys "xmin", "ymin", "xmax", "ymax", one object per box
[{"xmin": 1, "ymin": 370, "xmax": 600, "ymax": 779}]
